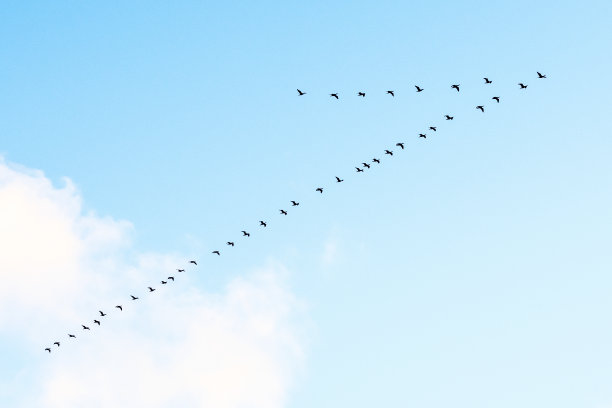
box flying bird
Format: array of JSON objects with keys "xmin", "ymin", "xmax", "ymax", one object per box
[
  {"xmin": 362, "ymin": 162, "xmax": 371, "ymax": 169},
  {"xmin": 415, "ymin": 85, "xmax": 424, "ymax": 92},
  {"xmin": 115, "ymin": 305, "xmax": 122, "ymax": 311},
  {"xmin": 519, "ymin": 83, "xmax": 528, "ymax": 89},
  {"xmin": 445, "ymin": 115, "xmax": 454, "ymax": 120},
  {"xmin": 177, "ymin": 269, "xmax": 185, "ymax": 272},
  {"xmin": 148, "ymin": 287, "xmax": 155, "ymax": 292},
  {"xmin": 161, "ymin": 280, "xmax": 167, "ymax": 284},
  {"xmin": 280, "ymin": 209, "xmax": 288, "ymax": 215},
  {"xmin": 54, "ymin": 342, "xmax": 60, "ymax": 347},
  {"xmin": 297, "ymin": 89, "xmax": 306, "ymax": 95},
  {"xmin": 260, "ymin": 221, "xmax": 267, "ymax": 227},
  {"xmin": 168, "ymin": 277, "xmax": 175, "ymax": 281},
  {"xmin": 189, "ymin": 260, "xmax": 197, "ymax": 265},
  {"xmin": 68, "ymin": 334, "xmax": 76, "ymax": 338},
  {"xmin": 99, "ymin": 311, "xmax": 106, "ymax": 317},
  {"xmin": 131, "ymin": 295, "xmax": 139, "ymax": 300},
  {"xmin": 429, "ymin": 126, "xmax": 437, "ymax": 131},
  {"xmin": 384, "ymin": 150, "xmax": 393, "ymax": 156},
  {"xmin": 484, "ymin": 77, "xmax": 492, "ymax": 84},
  {"xmin": 372, "ymin": 158, "xmax": 380, "ymax": 164},
  {"xmin": 537, "ymin": 72, "xmax": 546, "ymax": 78},
  {"xmin": 45, "ymin": 348, "xmax": 51, "ymax": 353},
  {"xmin": 419, "ymin": 133, "xmax": 427, "ymax": 138},
  {"xmin": 336, "ymin": 176, "xmax": 344, "ymax": 183},
  {"xmin": 242, "ymin": 230, "xmax": 250, "ymax": 237},
  {"xmin": 492, "ymin": 96, "xmax": 500, "ymax": 103},
  {"xmin": 476, "ymin": 105, "xmax": 484, "ymax": 112},
  {"xmin": 357, "ymin": 92, "xmax": 365, "ymax": 97},
  {"xmin": 396, "ymin": 142, "xmax": 405, "ymax": 150},
  {"xmin": 386, "ymin": 90, "xmax": 394, "ymax": 97},
  {"xmin": 356, "ymin": 167, "xmax": 364, "ymax": 172},
  {"xmin": 227, "ymin": 241, "xmax": 234, "ymax": 246},
  {"xmin": 451, "ymin": 84, "xmax": 460, "ymax": 92},
  {"xmin": 330, "ymin": 93, "xmax": 339, "ymax": 99},
  {"xmin": 94, "ymin": 320, "xmax": 100, "ymax": 326},
  {"xmin": 212, "ymin": 250, "xmax": 220, "ymax": 256},
  {"xmin": 316, "ymin": 187, "xmax": 323, "ymax": 193},
  {"xmin": 82, "ymin": 325, "xmax": 90, "ymax": 330}
]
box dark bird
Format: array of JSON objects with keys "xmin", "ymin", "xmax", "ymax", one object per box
[
  {"xmin": 131, "ymin": 295, "xmax": 139, "ymax": 300},
  {"xmin": 419, "ymin": 133, "xmax": 427, "ymax": 139},
  {"xmin": 45, "ymin": 348, "xmax": 51, "ymax": 353},
  {"xmin": 519, "ymin": 83, "xmax": 528, "ymax": 89},
  {"xmin": 372, "ymin": 158, "xmax": 380, "ymax": 164},
  {"xmin": 260, "ymin": 221, "xmax": 267, "ymax": 227},
  {"xmin": 316, "ymin": 187, "xmax": 323, "ymax": 194},
  {"xmin": 537, "ymin": 72, "xmax": 546, "ymax": 78},
  {"xmin": 484, "ymin": 77, "xmax": 492, "ymax": 84},
  {"xmin": 330, "ymin": 93, "xmax": 339, "ymax": 99},
  {"xmin": 148, "ymin": 287, "xmax": 155, "ymax": 292},
  {"xmin": 168, "ymin": 277, "xmax": 175, "ymax": 281},
  {"xmin": 336, "ymin": 176, "xmax": 344, "ymax": 183},
  {"xmin": 356, "ymin": 167, "xmax": 364, "ymax": 173},
  {"xmin": 54, "ymin": 342, "xmax": 60, "ymax": 347},
  {"xmin": 94, "ymin": 320, "xmax": 100, "ymax": 326},
  {"xmin": 161, "ymin": 280, "xmax": 167, "ymax": 284},
  {"xmin": 212, "ymin": 250, "xmax": 220, "ymax": 256},
  {"xmin": 396, "ymin": 142, "xmax": 405, "ymax": 150},
  {"xmin": 384, "ymin": 150, "xmax": 393, "ymax": 156},
  {"xmin": 280, "ymin": 209, "xmax": 288, "ymax": 215},
  {"xmin": 297, "ymin": 89, "xmax": 306, "ymax": 95},
  {"xmin": 189, "ymin": 260, "xmax": 197, "ymax": 265},
  {"xmin": 357, "ymin": 92, "xmax": 365, "ymax": 97},
  {"xmin": 227, "ymin": 241, "xmax": 235, "ymax": 246},
  {"xmin": 415, "ymin": 85, "xmax": 424, "ymax": 92},
  {"xmin": 241, "ymin": 230, "xmax": 250, "ymax": 237},
  {"xmin": 451, "ymin": 84, "xmax": 460, "ymax": 92},
  {"xmin": 476, "ymin": 105, "xmax": 484, "ymax": 112},
  {"xmin": 492, "ymin": 96, "xmax": 500, "ymax": 103},
  {"xmin": 386, "ymin": 90, "xmax": 395, "ymax": 97},
  {"xmin": 445, "ymin": 115, "xmax": 454, "ymax": 120},
  {"xmin": 291, "ymin": 200, "xmax": 299, "ymax": 206},
  {"xmin": 362, "ymin": 162, "xmax": 371, "ymax": 169},
  {"xmin": 68, "ymin": 334, "xmax": 76, "ymax": 338},
  {"xmin": 115, "ymin": 305, "xmax": 122, "ymax": 311},
  {"xmin": 429, "ymin": 126, "xmax": 437, "ymax": 131},
  {"xmin": 177, "ymin": 269, "xmax": 185, "ymax": 273},
  {"xmin": 99, "ymin": 311, "xmax": 106, "ymax": 317},
  {"xmin": 82, "ymin": 325, "xmax": 90, "ymax": 330}
]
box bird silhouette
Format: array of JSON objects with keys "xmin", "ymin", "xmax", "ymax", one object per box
[
  {"xmin": 148, "ymin": 287, "xmax": 155, "ymax": 292},
  {"xmin": 451, "ymin": 84, "xmax": 460, "ymax": 92},
  {"xmin": 384, "ymin": 150, "xmax": 393, "ymax": 156},
  {"xmin": 445, "ymin": 115, "xmax": 454, "ymax": 120},
  {"xmin": 537, "ymin": 72, "xmax": 546, "ymax": 78},
  {"xmin": 54, "ymin": 341, "xmax": 60, "ymax": 347},
  {"xmin": 415, "ymin": 85, "xmax": 424, "ymax": 92},
  {"xmin": 168, "ymin": 276, "xmax": 175, "ymax": 281},
  {"xmin": 241, "ymin": 230, "xmax": 250, "ymax": 237},
  {"xmin": 212, "ymin": 250, "xmax": 220, "ymax": 255},
  {"xmin": 94, "ymin": 320, "xmax": 100, "ymax": 326},
  {"xmin": 330, "ymin": 93, "xmax": 339, "ymax": 99},
  {"xmin": 484, "ymin": 77, "xmax": 492, "ymax": 84},
  {"xmin": 519, "ymin": 83, "xmax": 528, "ymax": 89},
  {"xmin": 297, "ymin": 89, "xmax": 306, "ymax": 95},
  {"xmin": 68, "ymin": 334, "xmax": 76, "ymax": 338},
  {"xmin": 177, "ymin": 269, "xmax": 185, "ymax": 272},
  {"xmin": 429, "ymin": 126, "xmax": 437, "ymax": 131},
  {"xmin": 372, "ymin": 158, "xmax": 380, "ymax": 164},
  {"xmin": 362, "ymin": 162, "xmax": 371, "ymax": 169},
  {"xmin": 161, "ymin": 280, "xmax": 167, "ymax": 284},
  {"xmin": 476, "ymin": 105, "xmax": 484, "ymax": 112},
  {"xmin": 419, "ymin": 133, "xmax": 427, "ymax": 138},
  {"xmin": 45, "ymin": 348, "xmax": 51, "ymax": 353},
  {"xmin": 356, "ymin": 167, "xmax": 364, "ymax": 172},
  {"xmin": 99, "ymin": 311, "xmax": 106, "ymax": 317},
  {"xmin": 115, "ymin": 305, "xmax": 122, "ymax": 311},
  {"xmin": 336, "ymin": 176, "xmax": 344, "ymax": 183},
  {"xmin": 316, "ymin": 187, "xmax": 323, "ymax": 194},
  {"xmin": 227, "ymin": 241, "xmax": 235, "ymax": 246},
  {"xmin": 189, "ymin": 260, "xmax": 197, "ymax": 265},
  {"xmin": 291, "ymin": 201, "xmax": 299, "ymax": 206},
  {"xmin": 82, "ymin": 325, "xmax": 90, "ymax": 330},
  {"xmin": 492, "ymin": 96, "xmax": 500, "ymax": 103},
  {"xmin": 386, "ymin": 90, "xmax": 395, "ymax": 97},
  {"xmin": 260, "ymin": 221, "xmax": 267, "ymax": 227},
  {"xmin": 131, "ymin": 295, "xmax": 139, "ymax": 300},
  {"xmin": 280, "ymin": 209, "xmax": 288, "ymax": 215},
  {"xmin": 357, "ymin": 92, "xmax": 366, "ymax": 97},
  {"xmin": 396, "ymin": 142, "xmax": 405, "ymax": 150}
]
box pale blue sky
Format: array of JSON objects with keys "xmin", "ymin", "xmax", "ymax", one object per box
[{"xmin": 1, "ymin": 1, "xmax": 612, "ymax": 407}]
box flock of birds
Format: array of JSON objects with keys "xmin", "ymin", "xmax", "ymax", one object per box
[{"xmin": 44, "ymin": 71, "xmax": 547, "ymax": 353}]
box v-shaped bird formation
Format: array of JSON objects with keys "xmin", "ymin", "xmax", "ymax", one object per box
[{"xmin": 44, "ymin": 72, "xmax": 547, "ymax": 353}]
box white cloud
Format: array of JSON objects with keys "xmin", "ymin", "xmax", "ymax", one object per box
[{"xmin": 0, "ymin": 158, "xmax": 307, "ymax": 408}]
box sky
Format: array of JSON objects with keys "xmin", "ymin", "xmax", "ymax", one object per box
[{"xmin": 1, "ymin": 0, "xmax": 612, "ymax": 407}]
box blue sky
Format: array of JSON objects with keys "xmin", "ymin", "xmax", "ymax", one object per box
[{"xmin": 1, "ymin": 1, "xmax": 612, "ymax": 407}]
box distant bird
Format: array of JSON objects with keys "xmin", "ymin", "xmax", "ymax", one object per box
[
  {"xmin": 82, "ymin": 325, "xmax": 90, "ymax": 330},
  {"xmin": 336, "ymin": 176, "xmax": 344, "ymax": 183},
  {"xmin": 476, "ymin": 105, "xmax": 484, "ymax": 112},
  {"xmin": 260, "ymin": 221, "xmax": 267, "ymax": 227},
  {"xmin": 212, "ymin": 250, "xmax": 220, "ymax": 256},
  {"xmin": 372, "ymin": 158, "xmax": 380, "ymax": 164},
  {"xmin": 291, "ymin": 200, "xmax": 299, "ymax": 206},
  {"xmin": 356, "ymin": 167, "xmax": 364, "ymax": 173},
  {"xmin": 316, "ymin": 187, "xmax": 323, "ymax": 194},
  {"xmin": 189, "ymin": 260, "xmax": 197, "ymax": 265},
  {"xmin": 415, "ymin": 85, "xmax": 424, "ymax": 92},
  {"xmin": 419, "ymin": 133, "xmax": 427, "ymax": 139},
  {"xmin": 131, "ymin": 295, "xmax": 139, "ymax": 300},
  {"xmin": 177, "ymin": 269, "xmax": 185, "ymax": 273},
  {"xmin": 330, "ymin": 93, "xmax": 339, "ymax": 99},
  {"xmin": 280, "ymin": 209, "xmax": 288, "ymax": 215},
  {"xmin": 168, "ymin": 277, "xmax": 175, "ymax": 281},
  {"xmin": 386, "ymin": 90, "xmax": 395, "ymax": 97},
  {"xmin": 54, "ymin": 342, "xmax": 60, "ymax": 347},
  {"xmin": 242, "ymin": 230, "xmax": 250, "ymax": 237},
  {"xmin": 297, "ymin": 89, "xmax": 306, "ymax": 95},
  {"xmin": 451, "ymin": 84, "xmax": 460, "ymax": 92},
  {"xmin": 148, "ymin": 287, "xmax": 155, "ymax": 292},
  {"xmin": 357, "ymin": 92, "xmax": 366, "ymax": 97},
  {"xmin": 161, "ymin": 280, "xmax": 167, "ymax": 284},
  {"xmin": 537, "ymin": 72, "xmax": 546, "ymax": 78},
  {"xmin": 519, "ymin": 83, "xmax": 528, "ymax": 89},
  {"xmin": 45, "ymin": 348, "xmax": 51, "ymax": 353},
  {"xmin": 94, "ymin": 320, "xmax": 100, "ymax": 326},
  {"xmin": 396, "ymin": 142, "xmax": 405, "ymax": 150},
  {"xmin": 99, "ymin": 311, "xmax": 106, "ymax": 317},
  {"xmin": 115, "ymin": 305, "xmax": 122, "ymax": 311},
  {"xmin": 68, "ymin": 334, "xmax": 76, "ymax": 338},
  {"xmin": 362, "ymin": 162, "xmax": 371, "ymax": 169},
  {"xmin": 429, "ymin": 126, "xmax": 437, "ymax": 131},
  {"xmin": 484, "ymin": 77, "xmax": 492, "ymax": 84},
  {"xmin": 227, "ymin": 241, "xmax": 235, "ymax": 246},
  {"xmin": 445, "ymin": 115, "xmax": 454, "ymax": 120},
  {"xmin": 492, "ymin": 96, "xmax": 500, "ymax": 103},
  {"xmin": 384, "ymin": 150, "xmax": 393, "ymax": 156}
]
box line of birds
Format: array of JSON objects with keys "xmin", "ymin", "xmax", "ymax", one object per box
[{"xmin": 44, "ymin": 72, "xmax": 546, "ymax": 353}]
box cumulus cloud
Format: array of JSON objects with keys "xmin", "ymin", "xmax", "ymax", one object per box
[{"xmin": 0, "ymin": 158, "xmax": 307, "ymax": 408}]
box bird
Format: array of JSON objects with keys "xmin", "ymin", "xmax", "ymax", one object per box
[
  {"xmin": 484, "ymin": 77, "xmax": 492, "ymax": 84},
  {"xmin": 161, "ymin": 280, "xmax": 167, "ymax": 284},
  {"xmin": 190, "ymin": 260, "xmax": 197, "ymax": 265},
  {"xmin": 386, "ymin": 90, "xmax": 395, "ymax": 97},
  {"xmin": 227, "ymin": 241, "xmax": 235, "ymax": 246},
  {"xmin": 396, "ymin": 142, "xmax": 405, "ymax": 150},
  {"xmin": 94, "ymin": 320, "xmax": 100, "ymax": 326},
  {"xmin": 68, "ymin": 334, "xmax": 76, "ymax": 338},
  {"xmin": 177, "ymin": 269, "xmax": 185, "ymax": 272},
  {"xmin": 45, "ymin": 348, "xmax": 51, "ymax": 353},
  {"xmin": 492, "ymin": 96, "xmax": 500, "ymax": 103},
  {"xmin": 316, "ymin": 187, "xmax": 323, "ymax": 194},
  {"xmin": 419, "ymin": 133, "xmax": 427, "ymax": 138},
  {"xmin": 445, "ymin": 115, "xmax": 454, "ymax": 120},
  {"xmin": 168, "ymin": 276, "xmax": 175, "ymax": 281},
  {"xmin": 330, "ymin": 93, "xmax": 339, "ymax": 99},
  {"xmin": 415, "ymin": 85, "xmax": 424, "ymax": 92},
  {"xmin": 291, "ymin": 201, "xmax": 299, "ymax": 206},
  {"xmin": 260, "ymin": 221, "xmax": 267, "ymax": 227},
  {"xmin": 372, "ymin": 158, "xmax": 380, "ymax": 164},
  {"xmin": 519, "ymin": 83, "xmax": 528, "ymax": 89},
  {"xmin": 99, "ymin": 311, "xmax": 106, "ymax": 317},
  {"xmin": 131, "ymin": 295, "xmax": 139, "ymax": 300},
  {"xmin": 54, "ymin": 341, "xmax": 60, "ymax": 347},
  {"xmin": 115, "ymin": 305, "xmax": 122, "ymax": 311},
  {"xmin": 280, "ymin": 209, "xmax": 288, "ymax": 215},
  {"xmin": 241, "ymin": 230, "xmax": 250, "ymax": 237},
  {"xmin": 476, "ymin": 105, "xmax": 484, "ymax": 112},
  {"xmin": 384, "ymin": 150, "xmax": 393, "ymax": 156},
  {"xmin": 336, "ymin": 176, "xmax": 344, "ymax": 183},
  {"xmin": 82, "ymin": 325, "xmax": 90, "ymax": 330},
  {"xmin": 362, "ymin": 162, "xmax": 371, "ymax": 169},
  {"xmin": 356, "ymin": 167, "xmax": 364, "ymax": 172},
  {"xmin": 297, "ymin": 89, "xmax": 306, "ymax": 95},
  {"xmin": 429, "ymin": 126, "xmax": 437, "ymax": 131},
  {"xmin": 357, "ymin": 92, "xmax": 366, "ymax": 97},
  {"xmin": 148, "ymin": 287, "xmax": 155, "ymax": 292},
  {"xmin": 537, "ymin": 72, "xmax": 546, "ymax": 78},
  {"xmin": 451, "ymin": 84, "xmax": 460, "ymax": 92},
  {"xmin": 212, "ymin": 250, "xmax": 220, "ymax": 255}
]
